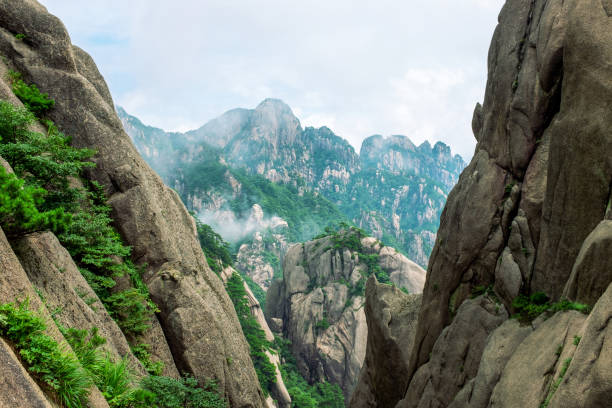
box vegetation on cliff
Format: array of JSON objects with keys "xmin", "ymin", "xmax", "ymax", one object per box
[
  {"xmin": 0, "ymin": 77, "xmax": 229, "ymax": 406},
  {"xmin": 0, "ymin": 300, "xmax": 226, "ymax": 408},
  {"xmin": 274, "ymin": 336, "xmax": 344, "ymax": 408},
  {"xmin": 0, "ymin": 95, "xmax": 156, "ymax": 339},
  {"xmin": 314, "ymin": 224, "xmax": 391, "ymax": 291},
  {"xmin": 181, "ymin": 149, "xmax": 349, "ymax": 243}
]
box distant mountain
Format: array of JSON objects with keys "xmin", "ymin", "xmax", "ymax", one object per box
[{"xmin": 118, "ymin": 100, "xmax": 465, "ymax": 285}]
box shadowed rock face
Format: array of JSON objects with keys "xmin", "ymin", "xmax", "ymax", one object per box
[
  {"xmin": 0, "ymin": 1, "xmax": 266, "ymax": 406},
  {"xmin": 408, "ymin": 0, "xmax": 612, "ymax": 379},
  {"xmin": 349, "ymin": 0, "xmax": 612, "ymax": 407},
  {"xmin": 266, "ymin": 233, "xmax": 425, "ymax": 402},
  {"xmin": 349, "ymin": 278, "xmax": 421, "ymax": 408}
]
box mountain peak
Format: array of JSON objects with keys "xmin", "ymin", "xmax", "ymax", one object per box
[{"xmin": 255, "ymin": 98, "xmax": 293, "ymax": 114}]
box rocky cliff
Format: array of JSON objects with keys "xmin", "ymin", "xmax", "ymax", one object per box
[
  {"xmin": 0, "ymin": 1, "xmax": 266, "ymax": 406},
  {"xmin": 350, "ymin": 1, "xmax": 612, "ymax": 407},
  {"xmin": 266, "ymin": 228, "xmax": 425, "ymax": 402}
]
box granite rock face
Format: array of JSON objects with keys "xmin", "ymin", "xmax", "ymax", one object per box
[
  {"xmin": 266, "ymin": 232, "xmax": 425, "ymax": 401},
  {"xmin": 0, "ymin": 338, "xmax": 54, "ymax": 408},
  {"xmin": 350, "ymin": 1, "xmax": 612, "ymax": 407},
  {"xmin": 0, "ymin": 1, "xmax": 266, "ymax": 406}
]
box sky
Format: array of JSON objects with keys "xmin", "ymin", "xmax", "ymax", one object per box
[{"xmin": 40, "ymin": 0, "xmax": 504, "ymax": 160}]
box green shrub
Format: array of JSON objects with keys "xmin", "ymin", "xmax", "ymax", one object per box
[
  {"xmin": 58, "ymin": 183, "xmax": 156, "ymax": 336},
  {"xmin": 0, "ymin": 103, "xmax": 95, "ymax": 216},
  {"xmin": 105, "ymin": 289, "xmax": 155, "ymax": 336},
  {"xmin": 512, "ymin": 292, "xmax": 590, "ymax": 322},
  {"xmin": 15, "ymin": 33, "xmax": 26, "ymax": 40},
  {"xmin": 0, "ymin": 101, "xmax": 94, "ymax": 214},
  {"xmin": 131, "ymin": 343, "xmax": 164, "ymax": 376},
  {"xmin": 314, "ymin": 318, "xmax": 330, "ymax": 331},
  {"xmin": 0, "ymin": 166, "xmax": 70, "ymax": 237},
  {"xmin": 140, "ymin": 375, "xmax": 226, "ymax": 408},
  {"xmin": 0, "ymin": 301, "xmax": 92, "ymax": 407},
  {"xmin": 9, "ymin": 74, "xmax": 55, "ymax": 116},
  {"xmin": 195, "ymin": 218, "xmax": 233, "ymax": 275}
]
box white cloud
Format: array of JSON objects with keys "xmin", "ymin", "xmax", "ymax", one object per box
[{"xmin": 40, "ymin": 0, "xmax": 504, "ymax": 160}]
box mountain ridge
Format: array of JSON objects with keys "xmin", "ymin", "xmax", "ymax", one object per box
[{"xmin": 118, "ymin": 100, "xmax": 465, "ymax": 270}]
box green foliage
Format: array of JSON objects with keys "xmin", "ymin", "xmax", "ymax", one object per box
[
  {"xmin": 0, "ymin": 301, "xmax": 92, "ymax": 407},
  {"xmin": 549, "ymin": 299, "xmax": 591, "ymax": 314},
  {"xmin": 0, "ymin": 102, "xmax": 95, "ymax": 215},
  {"xmin": 58, "ymin": 183, "xmax": 156, "ymax": 336},
  {"xmin": 131, "ymin": 343, "xmax": 164, "ymax": 376},
  {"xmin": 512, "ymin": 292, "xmax": 552, "ymax": 321},
  {"xmin": 0, "ymin": 167, "xmax": 70, "ymax": 237},
  {"xmin": 512, "ymin": 292, "xmax": 591, "ymax": 322},
  {"xmin": 8, "ymin": 73, "xmax": 55, "ymax": 116},
  {"xmin": 15, "ymin": 33, "xmax": 26, "ymax": 40},
  {"xmin": 140, "ymin": 375, "xmax": 226, "ymax": 408},
  {"xmin": 241, "ymin": 271, "xmax": 267, "ymax": 308},
  {"xmin": 105, "ymin": 289, "xmax": 155, "ymax": 336},
  {"xmin": 61, "ymin": 325, "xmax": 223, "ymax": 408},
  {"xmin": 225, "ymin": 272, "xmax": 276, "ymax": 395},
  {"xmin": 60, "ymin": 325, "xmax": 156, "ymax": 408},
  {"xmin": 573, "ymin": 335, "xmax": 581, "ymax": 346},
  {"xmin": 314, "ymin": 318, "xmax": 330, "ymax": 331},
  {"xmin": 273, "ymin": 336, "xmax": 344, "ymax": 407},
  {"xmin": 0, "ymin": 100, "xmax": 154, "ymax": 337},
  {"xmin": 195, "ymin": 217, "xmax": 233, "ymax": 275}
]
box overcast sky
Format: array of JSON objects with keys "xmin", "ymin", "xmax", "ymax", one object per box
[{"xmin": 40, "ymin": 0, "xmax": 504, "ymax": 160}]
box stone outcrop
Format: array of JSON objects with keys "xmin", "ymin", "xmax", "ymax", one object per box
[
  {"xmin": 349, "ymin": 1, "xmax": 612, "ymax": 407},
  {"xmin": 349, "ymin": 278, "xmax": 421, "ymax": 408},
  {"xmin": 0, "ymin": 1, "xmax": 266, "ymax": 406},
  {"xmin": 266, "ymin": 231, "xmax": 425, "ymax": 401}
]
